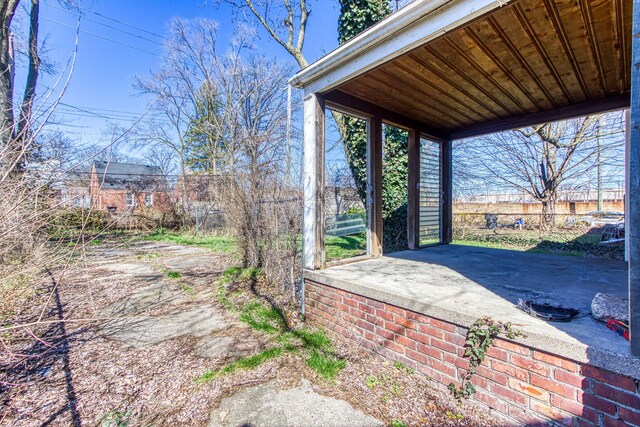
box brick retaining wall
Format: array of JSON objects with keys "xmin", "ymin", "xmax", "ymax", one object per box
[{"xmin": 305, "ymin": 280, "xmax": 640, "ymax": 427}]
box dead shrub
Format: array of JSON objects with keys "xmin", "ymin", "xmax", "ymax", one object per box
[
  {"xmin": 49, "ymin": 207, "xmax": 110, "ymax": 236},
  {"xmin": 0, "ymin": 177, "xmax": 63, "ymax": 321}
]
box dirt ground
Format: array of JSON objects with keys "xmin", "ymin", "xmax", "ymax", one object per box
[{"xmin": 0, "ymin": 238, "xmax": 499, "ymax": 427}]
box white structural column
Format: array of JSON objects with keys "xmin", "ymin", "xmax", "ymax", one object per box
[
  {"xmin": 303, "ymin": 93, "xmax": 326, "ymax": 270},
  {"xmin": 629, "ymin": 0, "xmax": 640, "ymax": 356}
]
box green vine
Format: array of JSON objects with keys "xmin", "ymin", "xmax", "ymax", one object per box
[
  {"xmin": 448, "ymin": 317, "xmax": 526, "ymax": 402},
  {"xmin": 337, "ymin": 1, "xmax": 410, "ymax": 253}
]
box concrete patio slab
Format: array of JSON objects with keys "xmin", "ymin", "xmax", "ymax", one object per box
[
  {"xmin": 97, "ymin": 262, "xmax": 158, "ymax": 276},
  {"xmin": 127, "ymin": 241, "xmax": 210, "ymax": 255},
  {"xmin": 162, "ymin": 255, "xmax": 222, "ymax": 272},
  {"xmin": 305, "ymin": 245, "xmax": 639, "ymax": 377}
]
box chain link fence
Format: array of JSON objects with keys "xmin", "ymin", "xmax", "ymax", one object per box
[{"xmin": 453, "ymin": 211, "xmax": 625, "ymax": 260}]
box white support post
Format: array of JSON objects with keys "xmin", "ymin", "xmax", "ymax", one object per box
[
  {"xmin": 629, "ymin": 0, "xmax": 640, "ymax": 356},
  {"xmin": 302, "ymin": 93, "xmax": 326, "ymax": 270},
  {"xmin": 626, "ymin": 109, "xmax": 631, "ymax": 262}
]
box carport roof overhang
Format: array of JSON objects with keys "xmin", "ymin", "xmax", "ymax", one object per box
[{"xmin": 289, "ymin": 0, "xmax": 632, "ymax": 140}]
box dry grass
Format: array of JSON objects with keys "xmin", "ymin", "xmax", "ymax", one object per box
[
  {"xmin": 0, "ymin": 238, "xmax": 499, "ymax": 427},
  {"xmin": 1, "ymin": 241, "xmax": 243, "ymax": 426}
]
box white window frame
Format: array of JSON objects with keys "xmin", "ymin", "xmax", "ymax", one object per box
[
  {"xmin": 145, "ymin": 193, "xmax": 153, "ymax": 207},
  {"xmin": 126, "ymin": 192, "xmax": 135, "ymax": 208}
]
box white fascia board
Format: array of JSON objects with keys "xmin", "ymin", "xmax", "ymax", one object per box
[{"xmin": 290, "ymin": 0, "xmax": 511, "ymax": 95}]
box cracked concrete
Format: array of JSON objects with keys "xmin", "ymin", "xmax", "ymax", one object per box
[
  {"xmin": 102, "ymin": 306, "xmax": 229, "ymax": 348},
  {"xmin": 162, "ymin": 255, "xmax": 221, "ymax": 272},
  {"xmin": 209, "ymin": 380, "xmax": 383, "ymax": 427},
  {"xmin": 101, "ymin": 281, "xmax": 183, "ymax": 316},
  {"xmin": 92, "ymin": 240, "xmax": 383, "ymax": 426},
  {"xmin": 194, "ymin": 336, "xmax": 236, "ymax": 359}
]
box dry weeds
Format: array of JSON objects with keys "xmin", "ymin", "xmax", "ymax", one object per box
[{"xmin": 1, "ymin": 239, "xmax": 499, "ymax": 427}]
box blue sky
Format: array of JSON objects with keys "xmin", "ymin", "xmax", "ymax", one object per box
[
  {"xmin": 21, "ymin": 1, "xmax": 624, "ymax": 191},
  {"xmin": 29, "ymin": 0, "xmax": 342, "ymax": 147}
]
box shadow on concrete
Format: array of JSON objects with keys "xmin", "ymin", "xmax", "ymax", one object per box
[
  {"xmin": 383, "ymin": 244, "xmax": 628, "ymax": 352},
  {"xmin": 382, "ymin": 245, "xmax": 634, "ymax": 426},
  {"xmin": 1, "ymin": 272, "xmax": 83, "ymax": 427}
]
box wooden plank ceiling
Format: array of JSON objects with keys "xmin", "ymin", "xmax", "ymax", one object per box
[{"xmin": 329, "ymin": 0, "xmax": 631, "ymax": 137}]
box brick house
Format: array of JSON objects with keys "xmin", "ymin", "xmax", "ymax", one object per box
[{"xmin": 89, "ymin": 161, "xmax": 171, "ymax": 213}]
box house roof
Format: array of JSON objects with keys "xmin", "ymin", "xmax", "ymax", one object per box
[
  {"xmin": 291, "ymin": 0, "xmax": 631, "ymax": 139},
  {"xmin": 92, "ymin": 161, "xmax": 165, "ymax": 191}
]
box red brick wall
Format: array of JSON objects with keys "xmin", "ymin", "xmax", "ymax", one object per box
[
  {"xmin": 89, "ymin": 167, "xmax": 172, "ymax": 213},
  {"xmin": 90, "ymin": 190, "xmax": 172, "ymax": 213},
  {"xmin": 305, "ymin": 280, "xmax": 640, "ymax": 427}
]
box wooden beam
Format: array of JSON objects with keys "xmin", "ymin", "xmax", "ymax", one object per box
[
  {"xmin": 325, "ymin": 90, "xmax": 447, "ymax": 142},
  {"xmin": 407, "ymin": 129, "xmax": 420, "ymax": 250},
  {"xmin": 367, "ymin": 114, "xmax": 384, "ymax": 258},
  {"xmin": 629, "ymin": 0, "xmax": 640, "ymax": 357},
  {"xmin": 442, "ymin": 139, "xmax": 453, "ymax": 244},
  {"xmin": 450, "ymin": 93, "xmax": 630, "ymax": 140},
  {"xmin": 302, "ymin": 93, "xmax": 325, "ymax": 270}
]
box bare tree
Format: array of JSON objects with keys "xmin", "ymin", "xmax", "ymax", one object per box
[
  {"xmin": 213, "ymin": 0, "xmax": 413, "ymax": 68},
  {"xmin": 137, "ymin": 17, "xmax": 300, "ymax": 287},
  {"xmin": 0, "ymin": 0, "xmax": 22, "ymax": 150},
  {"xmin": 147, "ymin": 143, "xmax": 178, "ymax": 179},
  {"xmin": 214, "ymin": 0, "xmax": 310, "ymax": 68},
  {"xmin": 135, "ymin": 18, "xmax": 214, "ymax": 217},
  {"xmin": 456, "ymin": 113, "xmax": 625, "ymax": 229},
  {"xmin": 1, "ymin": 0, "xmax": 76, "ymax": 166},
  {"xmin": 135, "ymin": 18, "xmax": 252, "ymax": 218},
  {"xmin": 213, "ymin": 56, "xmax": 294, "ymax": 268},
  {"xmin": 16, "ymin": 0, "xmax": 41, "ymax": 145},
  {"xmin": 175, "ymin": 38, "xmax": 299, "ymax": 284}
]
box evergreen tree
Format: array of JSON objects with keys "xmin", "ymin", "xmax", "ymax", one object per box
[{"xmin": 185, "ymin": 82, "xmax": 225, "ymax": 173}]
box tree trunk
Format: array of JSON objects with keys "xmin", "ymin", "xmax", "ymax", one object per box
[
  {"xmin": 0, "ymin": 0, "xmax": 20, "ymax": 151},
  {"xmin": 16, "ymin": 0, "xmax": 40, "ymax": 148},
  {"xmin": 249, "ymin": 157, "xmax": 261, "ymax": 268},
  {"xmin": 178, "ymin": 150, "xmax": 190, "ymax": 227},
  {"xmin": 541, "ymin": 197, "xmax": 556, "ymax": 231}
]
